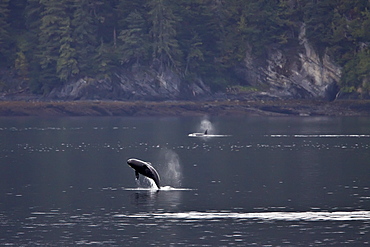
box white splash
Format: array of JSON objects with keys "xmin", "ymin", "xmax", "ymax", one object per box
[
  {"xmin": 123, "ymin": 186, "xmax": 193, "ymax": 191},
  {"xmin": 134, "ymin": 176, "xmax": 158, "ymax": 190},
  {"xmin": 145, "ymin": 177, "xmax": 159, "ymax": 190}
]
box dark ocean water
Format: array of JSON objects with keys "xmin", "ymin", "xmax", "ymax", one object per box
[{"xmin": 0, "ymin": 116, "xmax": 369, "ymax": 246}]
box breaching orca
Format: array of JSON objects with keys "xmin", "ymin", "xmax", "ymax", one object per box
[{"xmin": 127, "ymin": 158, "xmax": 161, "ymax": 189}]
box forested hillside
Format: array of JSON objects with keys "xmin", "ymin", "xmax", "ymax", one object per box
[{"xmin": 0, "ymin": 0, "xmax": 369, "ymax": 98}]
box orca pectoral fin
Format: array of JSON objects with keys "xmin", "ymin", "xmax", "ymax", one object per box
[{"xmin": 135, "ymin": 171, "xmax": 139, "ymax": 180}]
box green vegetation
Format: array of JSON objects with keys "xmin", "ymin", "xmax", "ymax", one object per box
[{"xmin": 0, "ymin": 0, "xmax": 369, "ymax": 95}]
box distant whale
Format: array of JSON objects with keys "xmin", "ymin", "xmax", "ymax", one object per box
[
  {"xmin": 127, "ymin": 158, "xmax": 161, "ymax": 189},
  {"xmin": 188, "ymin": 129, "xmax": 231, "ymax": 138},
  {"xmin": 188, "ymin": 129, "xmax": 209, "ymax": 137}
]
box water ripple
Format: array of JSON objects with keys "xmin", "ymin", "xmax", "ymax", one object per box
[
  {"xmin": 118, "ymin": 211, "xmax": 370, "ymax": 222},
  {"xmin": 270, "ymin": 134, "xmax": 370, "ymax": 138}
]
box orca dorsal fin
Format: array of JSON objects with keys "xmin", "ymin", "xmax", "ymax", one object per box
[{"xmin": 204, "ymin": 129, "xmax": 208, "ymax": 135}]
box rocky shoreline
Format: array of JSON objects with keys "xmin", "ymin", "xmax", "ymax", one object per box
[{"xmin": 0, "ymin": 99, "xmax": 369, "ymax": 117}]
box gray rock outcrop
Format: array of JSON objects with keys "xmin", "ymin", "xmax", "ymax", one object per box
[
  {"xmin": 48, "ymin": 66, "xmax": 211, "ymax": 101},
  {"xmin": 239, "ymin": 24, "xmax": 341, "ymax": 100}
]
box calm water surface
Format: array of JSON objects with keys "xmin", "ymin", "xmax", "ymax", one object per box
[{"xmin": 0, "ymin": 116, "xmax": 369, "ymax": 246}]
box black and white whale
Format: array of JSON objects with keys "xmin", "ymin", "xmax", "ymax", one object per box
[
  {"xmin": 188, "ymin": 129, "xmax": 209, "ymax": 137},
  {"xmin": 127, "ymin": 158, "xmax": 161, "ymax": 189},
  {"xmin": 188, "ymin": 129, "xmax": 231, "ymax": 138}
]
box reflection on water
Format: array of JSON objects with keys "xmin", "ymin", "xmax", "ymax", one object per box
[
  {"xmin": 125, "ymin": 186, "xmax": 194, "ymax": 209},
  {"xmin": 130, "ymin": 191, "xmax": 159, "ymax": 207},
  {"xmin": 0, "ymin": 116, "xmax": 369, "ymax": 246}
]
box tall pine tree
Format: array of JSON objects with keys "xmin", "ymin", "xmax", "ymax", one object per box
[
  {"xmin": 72, "ymin": 0, "xmax": 98, "ymax": 77},
  {"xmin": 57, "ymin": 13, "xmax": 79, "ymax": 81},
  {"xmin": 176, "ymin": 0, "xmax": 206, "ymax": 75},
  {"xmin": 0, "ymin": 0, "xmax": 10, "ymax": 66},
  {"xmin": 148, "ymin": 0, "xmax": 182, "ymax": 72},
  {"xmin": 118, "ymin": 10, "xmax": 150, "ymax": 65},
  {"xmin": 38, "ymin": 0, "xmax": 78, "ymax": 91}
]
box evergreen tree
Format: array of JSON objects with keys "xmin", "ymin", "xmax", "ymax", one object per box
[
  {"xmin": 184, "ymin": 31, "xmax": 204, "ymax": 75},
  {"xmin": 303, "ymin": 0, "xmax": 337, "ymax": 50},
  {"xmin": 94, "ymin": 0, "xmax": 119, "ymax": 45},
  {"xmin": 116, "ymin": 0, "xmax": 146, "ymax": 28},
  {"xmin": 14, "ymin": 51, "xmax": 29, "ymax": 79},
  {"xmin": 56, "ymin": 15, "xmax": 79, "ymax": 81},
  {"xmin": 336, "ymin": 1, "xmax": 370, "ymax": 94},
  {"xmin": 118, "ymin": 10, "xmax": 150, "ymax": 65},
  {"xmin": 72, "ymin": 0, "xmax": 98, "ymax": 77},
  {"xmin": 176, "ymin": 0, "xmax": 209, "ymax": 75},
  {"xmin": 148, "ymin": 0, "xmax": 182, "ymax": 71},
  {"xmin": 25, "ymin": 0, "xmax": 43, "ymax": 31},
  {"xmin": 38, "ymin": 0, "xmax": 78, "ymax": 91},
  {"xmin": 212, "ymin": 0, "xmax": 244, "ymax": 66},
  {"xmin": 0, "ymin": 0, "xmax": 10, "ymax": 65},
  {"xmin": 24, "ymin": 0, "xmax": 44, "ymax": 92},
  {"xmin": 94, "ymin": 40, "xmax": 116, "ymax": 78}
]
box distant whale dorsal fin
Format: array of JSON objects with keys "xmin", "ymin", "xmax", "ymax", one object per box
[{"xmin": 204, "ymin": 129, "xmax": 208, "ymax": 135}]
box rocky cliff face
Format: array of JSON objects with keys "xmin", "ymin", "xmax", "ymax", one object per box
[
  {"xmin": 238, "ymin": 24, "xmax": 341, "ymax": 100},
  {"xmin": 48, "ymin": 66, "xmax": 211, "ymax": 101},
  {"xmin": 48, "ymin": 24, "xmax": 342, "ymax": 101}
]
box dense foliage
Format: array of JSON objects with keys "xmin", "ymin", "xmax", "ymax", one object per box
[{"xmin": 0, "ymin": 0, "xmax": 369, "ymax": 95}]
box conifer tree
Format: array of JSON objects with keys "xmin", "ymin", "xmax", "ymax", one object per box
[
  {"xmin": 14, "ymin": 51, "xmax": 29, "ymax": 79},
  {"xmin": 148, "ymin": 0, "xmax": 182, "ymax": 71},
  {"xmin": 176, "ymin": 0, "xmax": 206, "ymax": 75},
  {"xmin": 57, "ymin": 15, "xmax": 79, "ymax": 81},
  {"xmin": 0, "ymin": 0, "xmax": 10, "ymax": 65},
  {"xmin": 94, "ymin": 40, "xmax": 116, "ymax": 78},
  {"xmin": 118, "ymin": 10, "xmax": 150, "ymax": 65},
  {"xmin": 38, "ymin": 0, "xmax": 78, "ymax": 91},
  {"xmin": 184, "ymin": 32, "xmax": 204, "ymax": 75},
  {"xmin": 303, "ymin": 0, "xmax": 337, "ymax": 50},
  {"xmin": 116, "ymin": 0, "xmax": 146, "ymax": 28},
  {"xmin": 72, "ymin": 0, "xmax": 98, "ymax": 77},
  {"xmin": 23, "ymin": 0, "xmax": 44, "ymax": 92}
]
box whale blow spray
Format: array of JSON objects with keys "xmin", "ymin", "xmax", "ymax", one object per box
[
  {"xmin": 199, "ymin": 118, "xmax": 215, "ymax": 134},
  {"xmin": 159, "ymin": 148, "xmax": 182, "ymax": 187}
]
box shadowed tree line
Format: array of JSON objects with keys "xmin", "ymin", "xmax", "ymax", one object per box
[{"xmin": 0, "ymin": 0, "xmax": 369, "ymax": 95}]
